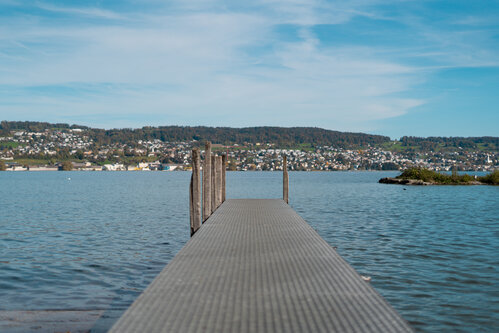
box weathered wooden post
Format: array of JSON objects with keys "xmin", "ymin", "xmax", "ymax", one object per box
[
  {"xmin": 283, "ymin": 155, "xmax": 289, "ymax": 204},
  {"xmin": 202, "ymin": 142, "xmax": 212, "ymax": 222},
  {"xmin": 211, "ymin": 155, "xmax": 217, "ymax": 213},
  {"xmin": 221, "ymin": 154, "xmax": 227, "ymax": 203},
  {"xmin": 216, "ymin": 156, "xmax": 222, "ymax": 208},
  {"xmin": 190, "ymin": 148, "xmax": 201, "ymax": 236}
]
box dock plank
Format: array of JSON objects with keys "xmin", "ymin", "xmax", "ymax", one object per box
[{"xmin": 109, "ymin": 199, "xmax": 413, "ymax": 332}]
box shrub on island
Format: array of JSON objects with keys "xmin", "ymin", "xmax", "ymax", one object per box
[
  {"xmin": 478, "ymin": 170, "xmax": 499, "ymax": 185},
  {"xmin": 380, "ymin": 168, "xmax": 498, "ymax": 185}
]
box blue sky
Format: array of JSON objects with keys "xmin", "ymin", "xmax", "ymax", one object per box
[{"xmin": 0, "ymin": 0, "xmax": 498, "ymax": 138}]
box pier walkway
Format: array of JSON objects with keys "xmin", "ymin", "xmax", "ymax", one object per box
[{"xmin": 110, "ymin": 199, "xmax": 413, "ymax": 332}]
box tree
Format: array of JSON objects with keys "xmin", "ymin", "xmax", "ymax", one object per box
[
  {"xmin": 160, "ymin": 156, "xmax": 171, "ymax": 164},
  {"xmin": 61, "ymin": 161, "xmax": 73, "ymax": 171},
  {"xmin": 0, "ymin": 160, "xmax": 6, "ymax": 171},
  {"xmin": 381, "ymin": 162, "xmax": 400, "ymax": 170},
  {"xmin": 74, "ymin": 150, "xmax": 84, "ymax": 160}
]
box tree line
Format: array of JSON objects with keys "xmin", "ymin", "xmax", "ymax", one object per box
[
  {"xmin": 1, "ymin": 121, "xmax": 497, "ymax": 151},
  {"xmin": 0, "ymin": 121, "xmax": 390, "ymax": 148},
  {"xmin": 399, "ymin": 136, "xmax": 498, "ymax": 151}
]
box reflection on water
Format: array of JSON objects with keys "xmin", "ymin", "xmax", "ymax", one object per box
[{"xmin": 1, "ymin": 171, "xmax": 498, "ymax": 332}]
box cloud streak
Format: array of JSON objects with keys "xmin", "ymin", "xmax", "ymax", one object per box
[
  {"xmin": 0, "ymin": 0, "xmax": 497, "ymax": 135},
  {"xmin": 35, "ymin": 2, "xmax": 124, "ymax": 20}
]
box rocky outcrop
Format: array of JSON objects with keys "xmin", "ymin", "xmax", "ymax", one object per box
[
  {"xmin": 379, "ymin": 177, "xmax": 484, "ymax": 185},
  {"xmin": 379, "ymin": 177, "xmax": 433, "ymax": 185}
]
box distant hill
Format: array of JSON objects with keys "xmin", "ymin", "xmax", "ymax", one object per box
[
  {"xmin": 391, "ymin": 136, "xmax": 498, "ymax": 152},
  {"xmin": 1, "ymin": 121, "xmax": 497, "ymax": 151},
  {"xmin": 0, "ymin": 121, "xmax": 89, "ymax": 133},
  {"xmin": 0, "ymin": 121, "xmax": 390, "ymax": 148}
]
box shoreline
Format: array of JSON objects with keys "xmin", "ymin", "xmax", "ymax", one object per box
[{"xmin": 378, "ymin": 177, "xmax": 490, "ymax": 186}]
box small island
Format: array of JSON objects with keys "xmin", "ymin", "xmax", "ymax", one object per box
[{"xmin": 380, "ymin": 168, "xmax": 499, "ymax": 185}]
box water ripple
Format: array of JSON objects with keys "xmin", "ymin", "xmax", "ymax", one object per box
[{"xmin": 0, "ymin": 171, "xmax": 498, "ymax": 332}]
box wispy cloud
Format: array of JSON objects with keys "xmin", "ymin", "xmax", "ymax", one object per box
[
  {"xmin": 35, "ymin": 2, "xmax": 125, "ymax": 20},
  {"xmin": 0, "ymin": 0, "xmax": 497, "ymax": 135}
]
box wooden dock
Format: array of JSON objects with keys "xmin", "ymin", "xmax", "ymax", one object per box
[{"xmin": 109, "ymin": 199, "xmax": 413, "ymax": 332}]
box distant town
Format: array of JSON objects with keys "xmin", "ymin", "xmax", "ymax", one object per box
[{"xmin": 0, "ymin": 124, "xmax": 497, "ymax": 172}]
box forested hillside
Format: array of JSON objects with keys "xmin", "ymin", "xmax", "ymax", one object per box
[
  {"xmin": 0, "ymin": 121, "xmax": 390, "ymax": 148},
  {"xmin": 1, "ymin": 121, "xmax": 497, "ymax": 151},
  {"xmin": 393, "ymin": 136, "xmax": 498, "ymax": 152}
]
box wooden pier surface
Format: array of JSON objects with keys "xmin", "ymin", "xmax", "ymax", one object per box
[{"xmin": 110, "ymin": 199, "xmax": 413, "ymax": 332}]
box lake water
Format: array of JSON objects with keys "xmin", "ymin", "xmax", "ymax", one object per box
[{"xmin": 1, "ymin": 171, "xmax": 498, "ymax": 332}]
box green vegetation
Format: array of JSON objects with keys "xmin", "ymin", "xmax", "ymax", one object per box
[
  {"xmin": 94, "ymin": 156, "xmax": 159, "ymax": 166},
  {"xmin": 0, "ymin": 160, "xmax": 6, "ymax": 171},
  {"xmin": 13, "ymin": 158, "xmax": 53, "ymax": 165},
  {"xmin": 1, "ymin": 121, "xmax": 391, "ymax": 148},
  {"xmin": 380, "ymin": 162, "xmax": 400, "ymax": 170},
  {"xmin": 478, "ymin": 170, "xmax": 499, "ymax": 185},
  {"xmin": 0, "ymin": 141, "xmax": 21, "ymax": 149},
  {"xmin": 398, "ymin": 168, "xmax": 474, "ymax": 184},
  {"xmin": 397, "ymin": 168, "xmax": 498, "ymax": 185},
  {"xmin": 60, "ymin": 161, "xmax": 73, "ymax": 171},
  {"xmin": 0, "ymin": 120, "xmax": 88, "ymax": 134},
  {"xmin": 293, "ymin": 143, "xmax": 315, "ymax": 151},
  {"xmin": 385, "ymin": 136, "xmax": 499, "ymax": 153},
  {"xmin": 380, "ymin": 141, "xmax": 417, "ymax": 152},
  {"xmin": 2, "ymin": 120, "xmax": 498, "ymax": 152}
]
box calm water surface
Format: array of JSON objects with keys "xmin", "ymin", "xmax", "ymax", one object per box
[{"xmin": 1, "ymin": 171, "xmax": 498, "ymax": 332}]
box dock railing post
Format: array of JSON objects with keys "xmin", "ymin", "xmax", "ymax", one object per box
[
  {"xmin": 283, "ymin": 155, "xmax": 289, "ymax": 204},
  {"xmin": 211, "ymin": 155, "xmax": 217, "ymax": 214},
  {"xmin": 190, "ymin": 148, "xmax": 201, "ymax": 236},
  {"xmin": 216, "ymin": 156, "xmax": 222, "ymax": 208},
  {"xmin": 221, "ymin": 154, "xmax": 226, "ymax": 203},
  {"xmin": 202, "ymin": 142, "xmax": 212, "ymax": 222}
]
